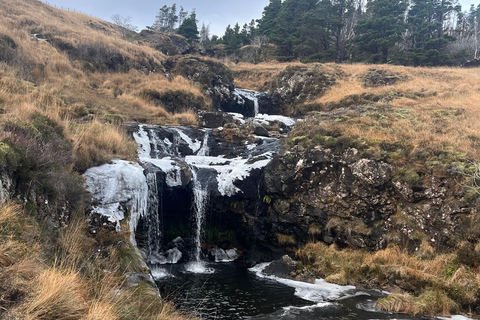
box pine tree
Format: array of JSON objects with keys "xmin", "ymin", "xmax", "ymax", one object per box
[
  {"xmin": 177, "ymin": 11, "xmax": 199, "ymax": 42},
  {"xmin": 352, "ymin": 0, "xmax": 408, "ymax": 63},
  {"xmin": 257, "ymin": 0, "xmax": 282, "ymax": 37},
  {"xmin": 406, "ymin": 0, "xmax": 456, "ymax": 65}
]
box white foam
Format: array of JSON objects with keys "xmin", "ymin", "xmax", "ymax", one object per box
[
  {"xmin": 282, "ymin": 302, "xmax": 333, "ymax": 312},
  {"xmin": 249, "ymin": 262, "xmax": 355, "ymax": 303},
  {"xmin": 439, "ymin": 316, "xmax": 475, "ymax": 320},
  {"xmin": 150, "ymin": 267, "xmax": 171, "ymax": 279},
  {"xmin": 184, "ymin": 261, "xmax": 215, "ymax": 274}
]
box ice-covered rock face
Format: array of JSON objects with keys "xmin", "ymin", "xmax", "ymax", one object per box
[
  {"xmin": 134, "ymin": 125, "xmax": 279, "ymax": 197},
  {"xmin": 83, "ymin": 160, "xmax": 148, "ymax": 243}
]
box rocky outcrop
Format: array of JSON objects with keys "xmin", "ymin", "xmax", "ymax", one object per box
[
  {"xmin": 164, "ymin": 57, "xmax": 236, "ymax": 109},
  {"xmin": 265, "ymin": 65, "xmax": 337, "ymax": 114},
  {"xmin": 261, "ymin": 144, "xmax": 474, "ymax": 252},
  {"xmin": 361, "ymin": 69, "xmax": 406, "ymax": 88},
  {"xmin": 139, "ymin": 30, "xmax": 191, "ymax": 56}
]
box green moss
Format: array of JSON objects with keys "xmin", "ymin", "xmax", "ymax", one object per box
[
  {"xmin": 0, "ymin": 142, "xmax": 21, "ymax": 169},
  {"xmin": 398, "ymin": 168, "xmax": 420, "ymax": 187},
  {"xmin": 104, "ymin": 113, "xmax": 125, "ymax": 125}
]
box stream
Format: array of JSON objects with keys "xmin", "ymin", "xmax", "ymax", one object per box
[{"xmin": 154, "ymin": 262, "xmax": 424, "ymax": 320}]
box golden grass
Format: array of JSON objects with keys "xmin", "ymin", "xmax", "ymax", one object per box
[
  {"xmin": 229, "ymin": 61, "xmax": 306, "ymax": 90},
  {"xmin": 296, "ymin": 242, "xmax": 478, "ymax": 317},
  {"xmin": 275, "ymin": 233, "xmax": 296, "ymax": 246},
  {"xmin": 69, "ymin": 120, "xmax": 137, "ymax": 171},
  {"xmin": 298, "ymin": 63, "xmax": 480, "ymax": 159},
  {"xmin": 171, "ymin": 109, "xmax": 199, "ymax": 126},
  {"xmin": 25, "ymin": 267, "xmax": 89, "ymax": 320}
]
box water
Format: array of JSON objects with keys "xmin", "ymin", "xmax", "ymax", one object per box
[{"xmin": 155, "ymin": 263, "xmax": 424, "ymax": 320}]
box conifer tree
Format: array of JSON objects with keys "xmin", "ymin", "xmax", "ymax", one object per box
[
  {"xmin": 177, "ymin": 11, "xmax": 199, "ymax": 42},
  {"xmin": 352, "ymin": 0, "xmax": 408, "ymax": 63}
]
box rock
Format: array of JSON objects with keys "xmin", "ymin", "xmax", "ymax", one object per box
[
  {"xmin": 139, "ymin": 30, "xmax": 191, "ymax": 55},
  {"xmin": 166, "ymin": 57, "xmax": 236, "ymax": 109},
  {"xmin": 361, "ymin": 69, "xmax": 405, "ymax": 87},
  {"xmin": 265, "ymin": 65, "xmax": 337, "ymax": 114},
  {"xmin": 253, "ymin": 125, "xmax": 269, "ymax": 137},
  {"xmin": 350, "ymin": 159, "xmax": 392, "ymax": 187},
  {"xmin": 198, "ymin": 110, "xmax": 234, "ymax": 128},
  {"xmin": 165, "ymin": 248, "xmax": 182, "ymax": 264},
  {"xmin": 263, "ymin": 255, "xmax": 296, "ymax": 278},
  {"xmin": 126, "ymin": 272, "xmax": 156, "ymax": 288}
]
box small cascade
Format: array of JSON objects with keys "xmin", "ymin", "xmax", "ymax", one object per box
[
  {"xmin": 124, "ymin": 120, "xmax": 294, "ymax": 269},
  {"xmin": 234, "ymin": 88, "xmax": 261, "ymax": 117},
  {"xmin": 196, "ymin": 130, "xmax": 210, "ymax": 157},
  {"xmin": 185, "ymin": 171, "xmax": 213, "ymax": 273},
  {"xmin": 145, "ymin": 172, "xmax": 161, "ymax": 256}
]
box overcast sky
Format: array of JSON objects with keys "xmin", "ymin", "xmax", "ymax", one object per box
[{"xmin": 41, "ymin": 0, "xmax": 479, "ymax": 37}]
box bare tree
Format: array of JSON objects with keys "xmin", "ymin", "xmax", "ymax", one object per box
[{"xmin": 111, "ymin": 14, "xmax": 138, "ymax": 34}]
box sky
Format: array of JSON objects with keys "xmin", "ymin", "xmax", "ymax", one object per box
[
  {"xmin": 41, "ymin": 0, "xmax": 270, "ymax": 37},
  {"xmin": 41, "ymin": 0, "xmax": 479, "ymax": 37}
]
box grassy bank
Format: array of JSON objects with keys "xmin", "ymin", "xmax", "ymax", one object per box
[
  {"xmin": 0, "ymin": 202, "xmax": 194, "ymax": 319},
  {"xmin": 295, "ymin": 242, "xmax": 479, "ymax": 317}
]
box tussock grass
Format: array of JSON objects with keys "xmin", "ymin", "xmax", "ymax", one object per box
[
  {"xmin": 0, "ymin": 202, "xmax": 193, "ymax": 320},
  {"xmin": 69, "ymin": 120, "xmax": 137, "ymax": 171},
  {"xmin": 296, "ymin": 242, "xmax": 479, "ymax": 317},
  {"xmin": 25, "ymin": 267, "xmax": 88, "ymax": 320},
  {"xmin": 276, "ymin": 233, "xmax": 296, "ymax": 246},
  {"xmin": 298, "ymin": 63, "xmax": 480, "ymax": 159}
]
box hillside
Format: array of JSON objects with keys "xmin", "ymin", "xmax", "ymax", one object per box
[{"xmin": 1, "ymin": 0, "xmax": 480, "ymax": 319}]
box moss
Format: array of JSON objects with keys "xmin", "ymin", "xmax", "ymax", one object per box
[
  {"xmin": 104, "ymin": 113, "xmax": 125, "ymax": 125},
  {"xmin": 397, "ymin": 168, "xmax": 420, "ymax": 187},
  {"xmin": 0, "ymin": 142, "xmax": 21, "ymax": 170}
]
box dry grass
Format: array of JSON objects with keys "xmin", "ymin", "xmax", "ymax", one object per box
[
  {"xmin": 297, "ymin": 63, "xmax": 480, "ymax": 159},
  {"xmin": 25, "ymin": 267, "xmax": 88, "ymax": 320},
  {"xmin": 69, "ymin": 120, "xmax": 137, "ymax": 171},
  {"xmin": 229, "ymin": 61, "xmax": 306, "ymax": 90},
  {"xmin": 275, "ymin": 233, "xmax": 296, "ymax": 246},
  {"xmin": 0, "ymin": 202, "xmax": 192, "ymax": 320},
  {"xmin": 296, "ymin": 242, "xmax": 479, "ymax": 317}
]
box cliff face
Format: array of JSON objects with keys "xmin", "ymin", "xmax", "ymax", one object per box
[{"xmin": 262, "ymin": 141, "xmax": 476, "ymax": 253}]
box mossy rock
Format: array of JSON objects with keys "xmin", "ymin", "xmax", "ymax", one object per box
[
  {"xmin": 168, "ymin": 57, "xmax": 234, "ymax": 90},
  {"xmin": 361, "ymin": 69, "xmax": 407, "ymax": 88}
]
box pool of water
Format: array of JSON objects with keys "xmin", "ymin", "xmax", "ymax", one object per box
[{"xmin": 155, "ymin": 262, "xmax": 424, "ymax": 320}]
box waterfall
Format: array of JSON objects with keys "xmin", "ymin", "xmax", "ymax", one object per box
[
  {"xmin": 234, "ymin": 88, "xmax": 261, "ymax": 117},
  {"xmin": 185, "ymin": 171, "xmax": 213, "ymax": 273},
  {"xmin": 145, "ymin": 172, "xmax": 161, "ymax": 256}
]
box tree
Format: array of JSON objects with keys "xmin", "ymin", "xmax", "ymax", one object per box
[
  {"xmin": 151, "ymin": 4, "xmax": 179, "ymax": 33},
  {"xmin": 352, "ymin": 0, "xmax": 408, "ymax": 63},
  {"xmin": 199, "ymin": 23, "xmax": 211, "ymax": 43},
  {"xmin": 177, "ymin": 11, "xmax": 199, "ymax": 42},
  {"xmin": 257, "ymin": 0, "xmax": 282, "ymax": 37},
  {"xmin": 111, "ymin": 14, "xmax": 138, "ymax": 34},
  {"xmin": 405, "ymin": 0, "xmax": 456, "ymax": 65}
]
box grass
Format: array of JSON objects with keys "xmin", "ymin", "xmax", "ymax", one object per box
[
  {"xmin": 296, "ymin": 242, "xmax": 479, "ymax": 317},
  {"xmin": 0, "ymin": 201, "xmax": 194, "ymax": 320}
]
